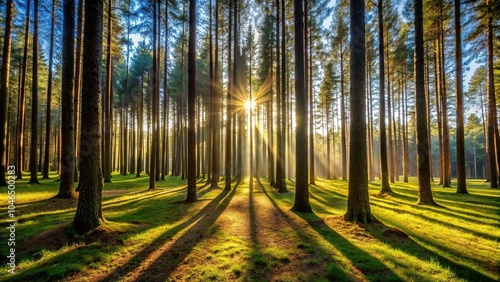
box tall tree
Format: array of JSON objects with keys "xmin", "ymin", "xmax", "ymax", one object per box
[
  {"xmin": 225, "ymin": 0, "xmax": 233, "ymax": 191},
  {"xmin": 29, "ymin": 0, "xmax": 40, "ymax": 184},
  {"xmin": 0, "ymin": 0, "xmax": 14, "ymax": 187},
  {"xmin": 378, "ymin": 0, "xmax": 392, "ymax": 194},
  {"xmin": 275, "ymin": 0, "xmax": 286, "ymax": 192},
  {"xmin": 210, "ymin": 0, "xmax": 221, "ymax": 188},
  {"xmin": 16, "ymin": 0, "xmax": 31, "ymax": 180},
  {"xmin": 73, "ymin": 0, "xmax": 105, "ymax": 234},
  {"xmin": 454, "ymin": 0, "xmax": 467, "ymax": 194},
  {"xmin": 485, "ymin": 0, "xmax": 497, "ymax": 188},
  {"xmin": 149, "ymin": 0, "xmax": 158, "ymax": 190},
  {"xmin": 103, "ymin": 0, "xmax": 113, "ymax": 183},
  {"xmin": 57, "ymin": 0, "xmax": 76, "ymax": 198},
  {"xmin": 292, "ymin": 0, "xmax": 312, "ymax": 213},
  {"xmin": 415, "ymin": 0, "xmax": 436, "ymax": 205},
  {"xmin": 186, "ymin": 0, "xmax": 197, "ymax": 202},
  {"xmin": 344, "ymin": 0, "xmax": 372, "ymax": 223},
  {"xmin": 43, "ymin": 0, "xmax": 57, "ymax": 180},
  {"xmin": 74, "ymin": 0, "xmax": 84, "ymax": 182}
]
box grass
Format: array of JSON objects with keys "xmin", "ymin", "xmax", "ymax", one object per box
[{"xmin": 0, "ymin": 172, "xmax": 498, "ymax": 281}]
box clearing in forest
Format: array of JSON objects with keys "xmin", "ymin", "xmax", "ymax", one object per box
[{"xmin": 0, "ymin": 174, "xmax": 499, "ymax": 281}]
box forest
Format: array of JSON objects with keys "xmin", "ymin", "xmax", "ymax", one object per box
[{"xmin": 0, "ymin": 0, "xmax": 499, "ymax": 281}]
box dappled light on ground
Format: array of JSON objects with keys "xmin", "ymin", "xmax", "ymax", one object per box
[{"xmin": 0, "ymin": 174, "xmax": 498, "ymax": 281}]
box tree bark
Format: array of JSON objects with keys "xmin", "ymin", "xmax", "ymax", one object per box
[
  {"xmin": 73, "ymin": 0, "xmax": 105, "ymax": 234},
  {"xmin": 186, "ymin": 0, "xmax": 197, "ymax": 202},
  {"xmin": 378, "ymin": 0, "xmax": 392, "ymax": 193},
  {"xmin": 16, "ymin": 0, "xmax": 30, "ymax": 180},
  {"xmin": 0, "ymin": 0, "xmax": 14, "ymax": 186},
  {"xmin": 344, "ymin": 0, "xmax": 372, "ymax": 223},
  {"xmin": 415, "ymin": 0, "xmax": 436, "ymax": 205},
  {"xmin": 454, "ymin": 0, "xmax": 467, "ymax": 193},
  {"xmin": 57, "ymin": 0, "xmax": 76, "ymax": 198},
  {"xmin": 29, "ymin": 0, "xmax": 40, "ymax": 185},
  {"xmin": 292, "ymin": 0, "xmax": 311, "ymax": 213}
]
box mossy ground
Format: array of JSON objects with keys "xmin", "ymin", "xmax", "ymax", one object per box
[{"xmin": 0, "ymin": 172, "xmax": 498, "ymax": 281}]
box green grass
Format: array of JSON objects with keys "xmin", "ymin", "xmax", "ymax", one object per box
[{"xmin": 0, "ymin": 172, "xmax": 498, "ymax": 281}]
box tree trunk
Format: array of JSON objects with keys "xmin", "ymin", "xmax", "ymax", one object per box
[
  {"xmin": 292, "ymin": 0, "xmax": 311, "ymax": 213},
  {"xmin": 485, "ymin": 0, "xmax": 498, "ymax": 188},
  {"xmin": 29, "ymin": 0, "xmax": 40, "ymax": 185},
  {"xmin": 136, "ymin": 75, "xmax": 144, "ymax": 177},
  {"xmin": 103, "ymin": 0, "xmax": 113, "ymax": 183},
  {"xmin": 225, "ymin": 0, "xmax": 233, "ymax": 190},
  {"xmin": 415, "ymin": 0, "xmax": 436, "ymax": 205},
  {"xmin": 186, "ymin": 0, "xmax": 197, "ymax": 202},
  {"xmin": 43, "ymin": 0, "xmax": 57, "ymax": 180},
  {"xmin": 454, "ymin": 0, "xmax": 467, "ymax": 193},
  {"xmin": 17, "ymin": 0, "xmax": 30, "ymax": 180},
  {"xmin": 0, "ymin": 0, "xmax": 14, "ymax": 187},
  {"xmin": 378, "ymin": 0, "xmax": 392, "ymax": 193},
  {"xmin": 57, "ymin": 0, "xmax": 76, "ymax": 198},
  {"xmin": 149, "ymin": 0, "xmax": 158, "ymax": 189},
  {"xmin": 73, "ymin": 0, "xmax": 105, "ymax": 234},
  {"xmin": 211, "ymin": 0, "xmax": 221, "ymax": 188},
  {"xmin": 275, "ymin": 0, "xmax": 286, "ymax": 192},
  {"xmin": 344, "ymin": 0, "xmax": 372, "ymax": 223},
  {"xmin": 74, "ymin": 0, "xmax": 84, "ymax": 183},
  {"xmin": 340, "ymin": 48, "xmax": 347, "ymax": 181}
]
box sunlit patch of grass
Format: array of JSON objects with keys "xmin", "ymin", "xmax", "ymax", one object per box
[{"xmin": 1, "ymin": 172, "xmax": 498, "ymax": 281}]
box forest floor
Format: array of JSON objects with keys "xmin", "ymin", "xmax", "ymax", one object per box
[{"xmin": 0, "ymin": 173, "xmax": 499, "ymax": 282}]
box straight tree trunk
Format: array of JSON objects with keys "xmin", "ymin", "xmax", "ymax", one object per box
[
  {"xmin": 136, "ymin": 75, "xmax": 144, "ymax": 177},
  {"xmin": 149, "ymin": 0, "xmax": 158, "ymax": 189},
  {"xmin": 43, "ymin": 0, "xmax": 57, "ymax": 179},
  {"xmin": 340, "ymin": 48, "xmax": 347, "ymax": 181},
  {"xmin": 0, "ymin": 0, "xmax": 14, "ymax": 186},
  {"xmin": 17, "ymin": 0, "xmax": 30, "ymax": 180},
  {"xmin": 74, "ymin": 0, "xmax": 84, "ymax": 183},
  {"xmin": 211, "ymin": 0, "xmax": 221, "ymax": 188},
  {"xmin": 103, "ymin": 0, "xmax": 113, "ymax": 183},
  {"xmin": 29, "ymin": 0, "xmax": 40, "ymax": 185},
  {"xmin": 292, "ymin": 0, "xmax": 311, "ymax": 213},
  {"xmin": 415, "ymin": 0, "xmax": 436, "ymax": 205},
  {"xmin": 275, "ymin": 0, "xmax": 286, "ymax": 192},
  {"xmin": 378, "ymin": 0, "xmax": 392, "ymax": 193},
  {"xmin": 57, "ymin": 0, "xmax": 76, "ymax": 198},
  {"xmin": 486, "ymin": 0, "xmax": 497, "ymax": 188},
  {"xmin": 344, "ymin": 0, "xmax": 372, "ymax": 223},
  {"xmin": 186, "ymin": 0, "xmax": 197, "ymax": 202},
  {"xmin": 73, "ymin": 0, "xmax": 105, "ymax": 234},
  {"xmin": 454, "ymin": 0, "xmax": 467, "ymax": 193},
  {"xmin": 280, "ymin": 0, "xmax": 286, "ymax": 185},
  {"xmin": 225, "ymin": 0, "xmax": 233, "ymax": 190},
  {"xmin": 162, "ymin": 0, "xmax": 169, "ymax": 179},
  {"xmin": 438, "ymin": 8, "xmax": 451, "ymax": 187}
]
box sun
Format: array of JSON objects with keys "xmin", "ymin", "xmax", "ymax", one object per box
[{"xmin": 244, "ymin": 99, "xmax": 256, "ymax": 110}]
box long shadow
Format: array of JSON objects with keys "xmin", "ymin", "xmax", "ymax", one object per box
[
  {"xmin": 103, "ymin": 188, "xmax": 236, "ymax": 281},
  {"xmin": 391, "ymin": 188, "xmax": 500, "ymax": 209},
  {"xmin": 379, "ymin": 194, "xmax": 500, "ymax": 224},
  {"xmin": 389, "ymin": 190, "xmax": 499, "ymax": 214},
  {"xmin": 370, "ymin": 202, "xmax": 499, "ymax": 241},
  {"xmin": 246, "ymin": 181, "xmax": 268, "ymax": 280},
  {"xmin": 257, "ymin": 182, "xmax": 362, "ymax": 281},
  {"xmin": 365, "ymin": 222, "xmax": 498, "ymax": 282},
  {"xmin": 296, "ymin": 212, "xmax": 406, "ymax": 282}
]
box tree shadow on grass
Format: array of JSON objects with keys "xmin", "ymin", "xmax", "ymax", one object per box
[
  {"xmin": 378, "ymin": 193, "xmax": 500, "ymax": 224},
  {"xmin": 295, "ymin": 212, "xmax": 406, "ymax": 282},
  {"xmin": 370, "ymin": 201, "xmax": 498, "ymax": 241},
  {"xmin": 101, "ymin": 188, "xmax": 236, "ymax": 281},
  {"xmin": 256, "ymin": 182, "xmax": 370, "ymax": 281},
  {"xmin": 365, "ymin": 221, "xmax": 498, "ymax": 282}
]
